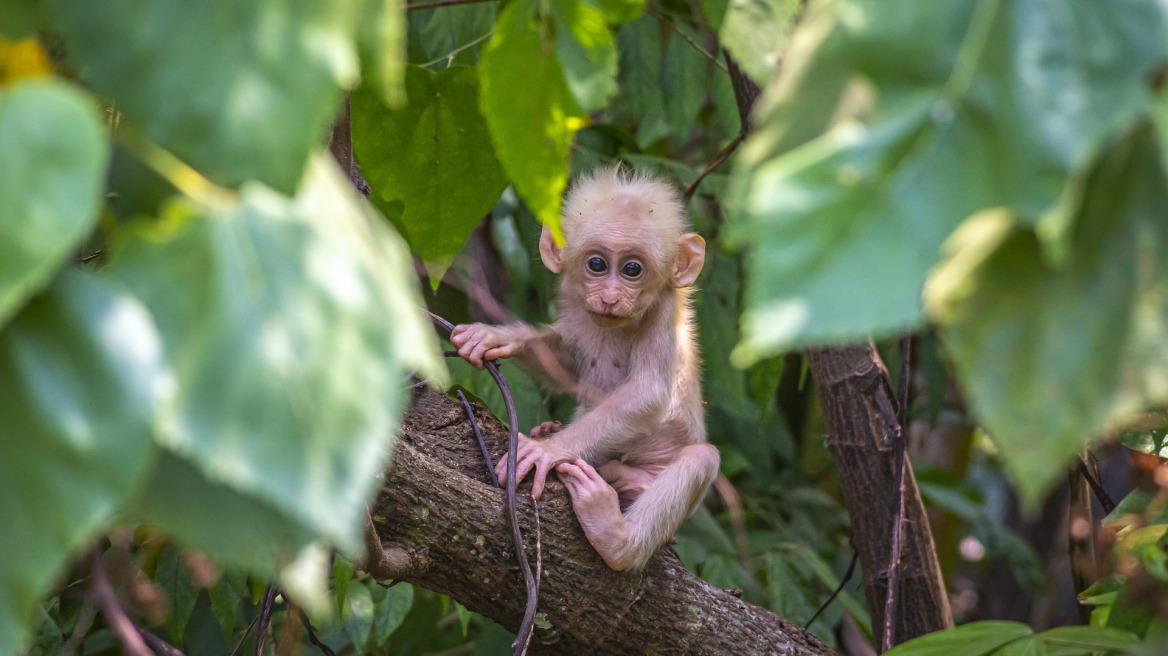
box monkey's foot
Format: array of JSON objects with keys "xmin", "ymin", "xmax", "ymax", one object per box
[
  {"xmin": 556, "ymin": 458, "xmax": 635, "ymax": 571},
  {"xmin": 529, "ymin": 420, "xmax": 563, "ymax": 439}
]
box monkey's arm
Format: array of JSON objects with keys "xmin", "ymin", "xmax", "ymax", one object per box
[
  {"xmin": 495, "ymin": 352, "xmax": 673, "ymax": 497},
  {"xmin": 450, "ymin": 322, "xmax": 575, "ymax": 388}
]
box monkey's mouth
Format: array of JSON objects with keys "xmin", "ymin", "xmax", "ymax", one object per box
[{"xmin": 588, "ymin": 311, "xmax": 627, "ymax": 327}]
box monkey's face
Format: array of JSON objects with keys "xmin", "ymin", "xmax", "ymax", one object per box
[{"xmin": 573, "ymin": 245, "xmax": 661, "ymax": 327}]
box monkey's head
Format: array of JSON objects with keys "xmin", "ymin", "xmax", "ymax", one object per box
[{"xmin": 539, "ymin": 167, "xmax": 705, "ymax": 328}]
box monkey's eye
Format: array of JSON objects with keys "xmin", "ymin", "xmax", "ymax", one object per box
[
  {"xmin": 621, "ymin": 262, "xmax": 643, "ymax": 278},
  {"xmin": 587, "ymin": 257, "xmax": 607, "ymax": 273}
]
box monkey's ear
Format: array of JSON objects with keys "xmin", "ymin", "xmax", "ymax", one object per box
[
  {"xmin": 539, "ymin": 226, "xmax": 563, "ymax": 273},
  {"xmin": 674, "ymin": 233, "xmax": 706, "ymax": 287}
]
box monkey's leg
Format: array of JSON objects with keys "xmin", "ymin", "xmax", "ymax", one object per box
[
  {"xmin": 559, "ymin": 444, "xmax": 719, "ymax": 571},
  {"xmin": 615, "ymin": 443, "xmax": 719, "ymax": 570}
]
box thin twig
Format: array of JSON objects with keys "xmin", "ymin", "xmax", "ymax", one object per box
[
  {"xmin": 1077, "ymin": 457, "xmax": 1116, "ymax": 514},
  {"xmin": 296, "ymin": 607, "xmax": 338, "ymax": 656},
  {"xmin": 228, "ymin": 614, "xmax": 260, "ymax": 656},
  {"xmin": 882, "ymin": 335, "xmax": 912, "ymax": 652},
  {"xmin": 140, "ymin": 630, "xmax": 187, "ymax": 656},
  {"xmin": 804, "ymin": 549, "xmax": 859, "ymax": 629},
  {"xmin": 458, "ymin": 390, "xmax": 501, "ymax": 487},
  {"xmin": 519, "ymin": 495, "xmax": 543, "ymax": 655},
  {"xmin": 427, "ymin": 310, "xmax": 540, "ymax": 656},
  {"xmin": 253, "ymin": 584, "xmax": 278, "ymax": 656},
  {"xmin": 88, "ymin": 550, "xmax": 151, "ymax": 656},
  {"xmin": 683, "ymin": 132, "xmax": 745, "ymax": 203},
  {"xmin": 406, "ymin": 0, "xmax": 496, "ymax": 10},
  {"xmin": 645, "ymin": 7, "xmax": 729, "ymax": 72}
]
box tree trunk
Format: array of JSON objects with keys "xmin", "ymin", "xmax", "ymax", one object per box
[
  {"xmin": 806, "ymin": 345, "xmax": 953, "ymax": 648},
  {"xmin": 367, "ymin": 386, "xmax": 835, "ymax": 656}
]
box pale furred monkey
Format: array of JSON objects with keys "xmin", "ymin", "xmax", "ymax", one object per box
[{"xmin": 451, "ymin": 167, "xmax": 719, "ymax": 571}]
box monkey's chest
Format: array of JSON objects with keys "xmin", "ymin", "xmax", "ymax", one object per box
[{"xmin": 577, "ymin": 356, "xmax": 630, "ymax": 394}]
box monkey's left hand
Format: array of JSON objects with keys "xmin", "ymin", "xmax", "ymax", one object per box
[{"xmin": 496, "ymin": 432, "xmax": 572, "ymax": 499}]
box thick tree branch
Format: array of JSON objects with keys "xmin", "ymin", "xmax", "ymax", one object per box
[{"xmin": 369, "ymin": 387, "xmax": 834, "ymax": 655}]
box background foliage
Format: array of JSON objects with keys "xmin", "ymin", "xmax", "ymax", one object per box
[{"xmin": 2, "ymin": 0, "xmax": 1168, "ymax": 653}]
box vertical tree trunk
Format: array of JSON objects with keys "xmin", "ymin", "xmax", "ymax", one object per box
[{"xmin": 806, "ymin": 345, "xmax": 953, "ymax": 647}]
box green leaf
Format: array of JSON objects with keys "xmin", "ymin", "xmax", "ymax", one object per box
[
  {"xmin": 662, "ymin": 22, "xmax": 706, "ymax": 144},
  {"xmin": 156, "ymin": 547, "xmax": 199, "ymax": 643},
  {"xmin": 615, "ymin": 15, "xmax": 670, "ymax": 148},
  {"xmin": 356, "ymin": 0, "xmax": 407, "ymax": 107},
  {"xmin": 928, "ymin": 130, "xmax": 1168, "ymax": 507},
  {"xmin": 0, "ymin": 80, "xmax": 107, "ymax": 327},
  {"xmin": 344, "ymin": 582, "xmax": 375, "ymax": 648},
  {"xmin": 406, "ymin": 4, "xmax": 496, "ymax": 67},
  {"xmin": 1038, "ymin": 626, "xmax": 1139, "ymax": 653},
  {"xmin": 207, "ymin": 568, "xmax": 247, "ymax": 638},
  {"xmin": 480, "ymin": 0, "xmax": 586, "ymax": 241},
  {"xmin": 597, "ymin": 0, "xmax": 645, "ymax": 25},
  {"xmin": 727, "ymin": 0, "xmax": 1168, "ymax": 362},
  {"xmin": 334, "ymin": 555, "xmax": 356, "ymax": 616},
  {"xmin": 353, "ymin": 65, "xmax": 507, "ymax": 274},
  {"xmin": 0, "ymin": 271, "xmax": 163, "ymax": 654},
  {"xmin": 108, "ymin": 154, "xmax": 443, "ymax": 557},
  {"xmin": 370, "ymin": 582, "xmax": 414, "ymax": 643},
  {"xmin": 719, "ymin": 0, "xmax": 800, "ymax": 85},
  {"xmin": 884, "ymin": 621, "xmax": 1033, "ymax": 656},
  {"xmin": 549, "ymin": 0, "xmax": 619, "ymax": 112},
  {"xmin": 50, "ymin": 0, "xmax": 361, "ymax": 193},
  {"xmin": 0, "ymin": 0, "xmax": 41, "ymax": 39},
  {"xmin": 128, "ymin": 449, "xmax": 319, "ymax": 576}
]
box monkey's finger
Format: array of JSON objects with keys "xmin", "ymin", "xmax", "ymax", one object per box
[
  {"xmin": 532, "ymin": 462, "xmax": 553, "ymax": 499},
  {"xmin": 514, "ymin": 452, "xmax": 539, "ymax": 483},
  {"xmin": 576, "ymin": 458, "xmax": 609, "ymax": 489},
  {"xmin": 467, "ymin": 340, "xmax": 492, "ymax": 370},
  {"xmin": 450, "ymin": 325, "xmax": 468, "ymax": 346},
  {"xmin": 556, "ymin": 463, "xmax": 586, "ymax": 492},
  {"xmin": 495, "ymin": 455, "xmax": 510, "ymax": 485},
  {"xmin": 457, "ymin": 336, "xmax": 483, "ymax": 366},
  {"xmin": 484, "ymin": 345, "xmax": 515, "ymax": 361}
]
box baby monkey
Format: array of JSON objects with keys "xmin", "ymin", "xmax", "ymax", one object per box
[{"xmin": 451, "ymin": 167, "xmax": 718, "ymax": 571}]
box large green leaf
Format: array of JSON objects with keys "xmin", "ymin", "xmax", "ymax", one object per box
[
  {"xmin": 0, "ymin": 80, "xmax": 107, "ymax": 327},
  {"xmin": 549, "ymin": 0, "xmax": 619, "ymax": 112},
  {"xmin": 928, "ymin": 129, "xmax": 1168, "ymax": 507},
  {"xmin": 50, "ymin": 0, "xmax": 362, "ymax": 193},
  {"xmin": 662, "ymin": 23, "xmax": 706, "ymax": 144},
  {"xmin": 615, "ymin": 15, "xmax": 670, "ymax": 148},
  {"xmin": 0, "ymin": 0, "xmax": 40, "ymax": 39},
  {"xmin": 720, "ymin": 0, "xmax": 801, "ymax": 86},
  {"xmin": 107, "ymin": 154, "xmax": 442, "ymax": 557},
  {"xmin": 726, "ymin": 0, "xmax": 1168, "ymax": 362},
  {"xmin": 128, "ymin": 449, "xmax": 320, "ymax": 575},
  {"xmin": 480, "ymin": 0, "xmax": 586, "ymax": 241},
  {"xmin": 0, "ymin": 271, "xmax": 164, "ymax": 654},
  {"xmin": 353, "ymin": 65, "xmax": 507, "ymax": 272},
  {"xmin": 356, "ymin": 0, "xmax": 406, "ymax": 107},
  {"xmin": 406, "ymin": 4, "xmax": 496, "ymax": 67},
  {"xmin": 885, "ymin": 621, "xmax": 1033, "ymax": 656}
]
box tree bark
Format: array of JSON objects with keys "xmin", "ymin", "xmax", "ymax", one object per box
[
  {"xmin": 806, "ymin": 345, "xmax": 953, "ymax": 648},
  {"xmin": 367, "ymin": 386, "xmax": 835, "ymax": 656}
]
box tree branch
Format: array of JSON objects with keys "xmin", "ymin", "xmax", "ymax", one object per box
[{"xmin": 369, "ymin": 387, "xmax": 834, "ymax": 655}]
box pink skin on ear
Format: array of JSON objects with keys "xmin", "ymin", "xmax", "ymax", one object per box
[
  {"xmin": 673, "ymin": 233, "xmax": 706, "ymax": 287},
  {"xmin": 539, "ymin": 226, "xmax": 563, "ymax": 274}
]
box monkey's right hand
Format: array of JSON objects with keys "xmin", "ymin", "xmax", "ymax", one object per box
[
  {"xmin": 450, "ymin": 323, "xmax": 520, "ymax": 370},
  {"xmin": 496, "ymin": 432, "xmax": 572, "ymax": 500}
]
